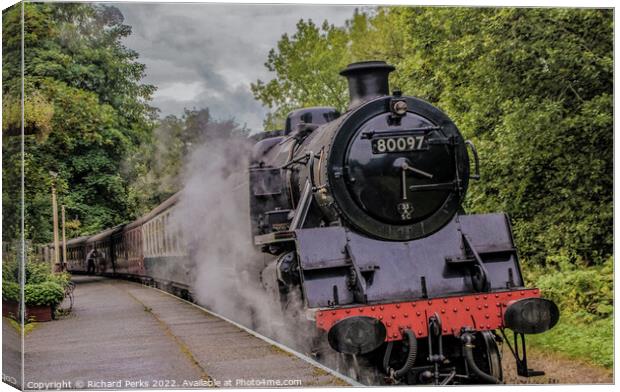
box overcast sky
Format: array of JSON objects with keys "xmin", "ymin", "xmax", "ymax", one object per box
[{"xmin": 115, "ymin": 3, "xmax": 360, "ymax": 131}]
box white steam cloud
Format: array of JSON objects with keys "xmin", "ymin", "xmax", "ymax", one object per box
[
  {"xmin": 171, "ymin": 136, "xmax": 313, "ymax": 350},
  {"xmin": 170, "ymin": 135, "xmax": 376, "ymax": 383}
]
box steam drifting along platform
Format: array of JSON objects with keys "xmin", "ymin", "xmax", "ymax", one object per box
[{"xmin": 20, "ymin": 276, "xmax": 353, "ymax": 389}]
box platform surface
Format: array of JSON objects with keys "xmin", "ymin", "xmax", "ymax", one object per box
[{"xmin": 21, "ymin": 276, "xmax": 347, "ymax": 389}]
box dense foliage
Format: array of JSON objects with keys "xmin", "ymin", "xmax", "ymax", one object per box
[{"xmin": 2, "ymin": 3, "xmax": 156, "ymax": 243}]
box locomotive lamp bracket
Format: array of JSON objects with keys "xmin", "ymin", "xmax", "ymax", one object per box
[
  {"xmin": 388, "ymin": 97, "xmax": 408, "ymax": 123},
  {"xmin": 344, "ymin": 243, "xmax": 369, "ymax": 303},
  {"xmin": 462, "ymin": 234, "xmax": 491, "ymax": 292}
]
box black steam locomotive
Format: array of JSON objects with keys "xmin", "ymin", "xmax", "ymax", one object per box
[{"xmin": 249, "ymin": 61, "xmax": 559, "ymax": 384}]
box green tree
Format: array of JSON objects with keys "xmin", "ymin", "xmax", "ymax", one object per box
[
  {"xmin": 250, "ymin": 19, "xmax": 352, "ymax": 129},
  {"xmin": 2, "ymin": 3, "xmax": 156, "ymax": 242},
  {"xmin": 393, "ymin": 8, "xmax": 613, "ymax": 266}
]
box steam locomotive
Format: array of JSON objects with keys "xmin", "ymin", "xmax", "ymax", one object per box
[
  {"xmin": 249, "ymin": 61, "xmax": 559, "ymax": 384},
  {"xmin": 48, "ymin": 60, "xmax": 559, "ymax": 385}
]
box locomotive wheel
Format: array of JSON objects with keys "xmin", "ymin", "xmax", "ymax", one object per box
[{"xmin": 474, "ymin": 331, "xmax": 503, "ymax": 382}]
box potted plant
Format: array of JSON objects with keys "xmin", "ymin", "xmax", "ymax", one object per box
[
  {"xmin": 2, "ymin": 281, "xmax": 20, "ymax": 319},
  {"xmin": 2, "ymin": 258, "xmax": 70, "ymax": 322}
]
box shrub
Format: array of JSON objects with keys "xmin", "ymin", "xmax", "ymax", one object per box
[
  {"xmin": 24, "ymin": 281, "xmax": 65, "ymax": 307},
  {"xmin": 48, "ymin": 271, "xmax": 71, "ymax": 289},
  {"xmin": 2, "ymin": 258, "xmax": 70, "ymax": 308},
  {"xmin": 25, "ymin": 261, "xmax": 53, "ymax": 284},
  {"xmin": 2, "ymin": 281, "xmax": 20, "ymax": 302},
  {"xmin": 2, "ymin": 260, "xmax": 19, "ymax": 282},
  {"xmin": 527, "ymin": 256, "xmax": 613, "ymax": 321}
]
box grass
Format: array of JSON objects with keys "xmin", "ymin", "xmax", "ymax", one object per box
[
  {"xmin": 525, "ymin": 314, "xmax": 613, "ymax": 369},
  {"xmin": 520, "ymin": 257, "xmax": 614, "ymax": 370},
  {"xmin": 4, "ymin": 316, "xmax": 39, "ymax": 336}
]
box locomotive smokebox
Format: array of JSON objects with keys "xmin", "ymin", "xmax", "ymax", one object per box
[{"xmin": 340, "ymin": 61, "xmax": 395, "ymax": 110}]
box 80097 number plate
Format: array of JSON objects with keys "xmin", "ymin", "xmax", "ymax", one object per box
[{"xmin": 371, "ymin": 134, "xmax": 428, "ymax": 154}]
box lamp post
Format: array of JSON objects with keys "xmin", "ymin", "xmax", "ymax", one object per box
[
  {"xmin": 61, "ymin": 205, "xmax": 67, "ymax": 272},
  {"xmin": 49, "ymin": 171, "xmax": 60, "ymax": 272}
]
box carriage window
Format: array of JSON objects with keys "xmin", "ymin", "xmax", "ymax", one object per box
[
  {"xmin": 151, "ymin": 221, "xmax": 154, "ymax": 255},
  {"xmin": 152, "ymin": 222, "xmax": 155, "ymax": 256},
  {"xmin": 152, "ymin": 221, "xmax": 156, "ymax": 256},
  {"xmin": 145, "ymin": 225, "xmax": 149, "ymax": 256},
  {"xmin": 149, "ymin": 223, "xmax": 153, "ymax": 256},
  {"xmin": 158, "ymin": 219, "xmax": 162, "ymax": 255},
  {"xmin": 148, "ymin": 224, "xmax": 152, "ymax": 256},
  {"xmin": 164, "ymin": 214, "xmax": 169, "ymax": 254},
  {"xmin": 161, "ymin": 216, "xmax": 165, "ymax": 255},
  {"xmin": 162, "ymin": 217, "xmax": 166, "ymax": 255},
  {"xmin": 168, "ymin": 215, "xmax": 172, "ymax": 254},
  {"xmin": 146, "ymin": 225, "xmax": 150, "ymax": 256},
  {"xmin": 161, "ymin": 218, "xmax": 165, "ymax": 255}
]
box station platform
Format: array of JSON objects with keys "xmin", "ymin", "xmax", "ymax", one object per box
[{"xmin": 14, "ymin": 276, "xmax": 353, "ymax": 389}]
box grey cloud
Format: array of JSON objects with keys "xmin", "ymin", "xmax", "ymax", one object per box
[{"xmin": 114, "ymin": 3, "xmax": 358, "ymax": 131}]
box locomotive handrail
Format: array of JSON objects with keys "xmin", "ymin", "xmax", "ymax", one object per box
[
  {"xmin": 465, "ymin": 140, "xmax": 481, "ymax": 180},
  {"xmin": 281, "ymin": 153, "xmax": 310, "ymax": 169},
  {"xmin": 289, "ymin": 180, "xmax": 313, "ymax": 231},
  {"xmin": 361, "ymin": 126, "xmax": 442, "ymax": 140},
  {"xmin": 307, "ymin": 151, "xmax": 317, "ymax": 191}
]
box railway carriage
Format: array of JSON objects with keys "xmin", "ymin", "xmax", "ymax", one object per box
[
  {"xmin": 54, "ymin": 193, "xmax": 192, "ymax": 298},
  {"xmin": 117, "ymin": 219, "xmax": 145, "ymax": 276},
  {"xmin": 65, "ymin": 236, "xmax": 89, "ymax": 272},
  {"xmin": 139, "ymin": 193, "xmax": 193, "ymax": 297},
  {"xmin": 84, "ymin": 225, "xmax": 125, "ymax": 275}
]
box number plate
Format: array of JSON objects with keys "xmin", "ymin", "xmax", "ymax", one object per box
[{"xmin": 371, "ymin": 134, "xmax": 428, "ymax": 154}]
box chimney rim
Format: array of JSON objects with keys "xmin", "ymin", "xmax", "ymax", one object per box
[{"xmin": 339, "ymin": 60, "xmax": 396, "ymax": 77}]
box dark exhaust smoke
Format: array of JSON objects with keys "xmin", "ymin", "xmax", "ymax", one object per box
[{"xmin": 340, "ymin": 60, "xmax": 395, "ymax": 110}]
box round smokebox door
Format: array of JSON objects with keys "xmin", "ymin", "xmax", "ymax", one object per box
[{"xmin": 344, "ymin": 112, "xmax": 455, "ymax": 225}]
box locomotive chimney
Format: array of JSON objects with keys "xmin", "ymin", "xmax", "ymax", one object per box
[{"xmin": 340, "ymin": 60, "xmax": 395, "ymax": 110}]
